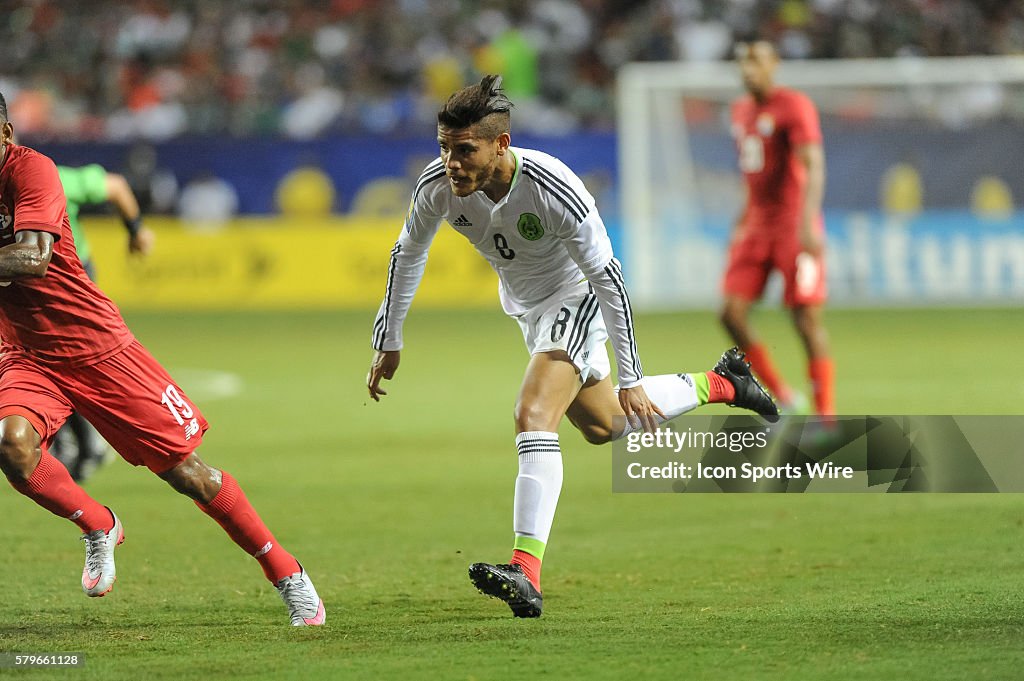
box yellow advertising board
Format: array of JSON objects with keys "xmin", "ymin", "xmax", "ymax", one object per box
[{"xmin": 86, "ymin": 216, "xmax": 499, "ymax": 310}]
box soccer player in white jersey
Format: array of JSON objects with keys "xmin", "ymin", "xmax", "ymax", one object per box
[{"xmin": 367, "ymin": 76, "xmax": 777, "ymax": 618}]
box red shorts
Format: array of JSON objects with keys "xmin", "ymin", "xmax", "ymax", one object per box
[
  {"xmin": 0, "ymin": 340, "xmax": 209, "ymax": 474},
  {"xmin": 722, "ymin": 228, "xmax": 827, "ymax": 307}
]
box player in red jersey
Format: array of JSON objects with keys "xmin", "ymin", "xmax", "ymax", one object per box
[
  {"xmin": 720, "ymin": 39, "xmax": 835, "ymax": 416},
  {"xmin": 0, "ymin": 94, "xmax": 324, "ymax": 626}
]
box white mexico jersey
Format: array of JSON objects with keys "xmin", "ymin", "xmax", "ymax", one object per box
[{"xmin": 372, "ymin": 146, "xmax": 644, "ymax": 386}]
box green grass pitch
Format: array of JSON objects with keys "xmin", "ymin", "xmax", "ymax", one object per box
[{"xmin": 1, "ymin": 307, "xmax": 1022, "ymax": 680}]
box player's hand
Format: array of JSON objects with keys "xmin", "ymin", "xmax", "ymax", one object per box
[
  {"xmin": 367, "ymin": 350, "xmax": 400, "ymax": 402},
  {"xmin": 798, "ymin": 227, "xmax": 824, "ymax": 257},
  {"xmin": 618, "ymin": 385, "xmax": 665, "ymax": 433},
  {"xmin": 129, "ymin": 226, "xmax": 156, "ymax": 256}
]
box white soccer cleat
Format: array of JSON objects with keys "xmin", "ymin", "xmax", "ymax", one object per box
[
  {"xmin": 81, "ymin": 509, "xmax": 124, "ymax": 597},
  {"xmin": 275, "ymin": 567, "xmax": 326, "ymax": 626}
]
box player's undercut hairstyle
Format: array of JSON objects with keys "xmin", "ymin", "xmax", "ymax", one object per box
[
  {"xmin": 437, "ymin": 75, "xmax": 512, "ymax": 139},
  {"xmin": 0, "ymin": 91, "xmax": 7, "ymax": 123}
]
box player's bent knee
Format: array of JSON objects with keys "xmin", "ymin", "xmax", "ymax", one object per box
[
  {"xmin": 159, "ymin": 453, "xmax": 221, "ymax": 504},
  {"xmin": 514, "ymin": 401, "xmax": 559, "ymax": 434},
  {"xmin": 0, "ymin": 416, "xmax": 42, "ymax": 479}
]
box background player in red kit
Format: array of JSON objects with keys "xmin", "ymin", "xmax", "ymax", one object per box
[
  {"xmin": 720, "ymin": 39, "xmax": 835, "ymax": 416},
  {"xmin": 0, "ymin": 94, "xmax": 324, "ymax": 626}
]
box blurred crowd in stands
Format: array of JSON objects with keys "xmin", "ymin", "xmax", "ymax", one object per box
[{"xmin": 1, "ymin": 0, "xmax": 1022, "ymax": 141}]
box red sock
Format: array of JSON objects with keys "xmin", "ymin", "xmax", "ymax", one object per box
[
  {"xmin": 9, "ymin": 450, "xmax": 113, "ymax": 533},
  {"xmin": 510, "ymin": 549, "xmax": 542, "ymax": 591},
  {"xmin": 809, "ymin": 357, "xmax": 835, "ymax": 416},
  {"xmin": 195, "ymin": 471, "xmax": 300, "ymax": 584},
  {"xmin": 742, "ymin": 343, "xmax": 792, "ymax": 403},
  {"xmin": 704, "ymin": 370, "xmax": 736, "ymax": 404}
]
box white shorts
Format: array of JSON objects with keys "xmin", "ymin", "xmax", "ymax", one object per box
[{"xmin": 515, "ymin": 281, "xmax": 611, "ymax": 384}]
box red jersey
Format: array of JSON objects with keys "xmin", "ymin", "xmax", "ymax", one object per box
[
  {"xmin": 0, "ymin": 144, "xmax": 133, "ymax": 365},
  {"xmin": 730, "ymin": 87, "xmax": 822, "ymax": 233}
]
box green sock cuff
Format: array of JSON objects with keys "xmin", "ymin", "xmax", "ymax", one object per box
[
  {"xmin": 693, "ymin": 372, "xmax": 710, "ymax": 405},
  {"xmin": 513, "ymin": 536, "xmax": 546, "ymax": 561}
]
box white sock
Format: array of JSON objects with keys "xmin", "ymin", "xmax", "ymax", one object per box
[
  {"xmin": 513, "ymin": 432, "xmax": 563, "ymax": 547},
  {"xmin": 614, "ymin": 373, "xmax": 700, "ymax": 440}
]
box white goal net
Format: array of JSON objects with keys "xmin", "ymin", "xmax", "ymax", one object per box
[{"xmin": 616, "ymin": 56, "xmax": 1024, "ymax": 309}]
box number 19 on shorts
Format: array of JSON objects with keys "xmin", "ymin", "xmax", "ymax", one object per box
[
  {"xmin": 160, "ymin": 384, "xmax": 201, "ymax": 440},
  {"xmin": 160, "ymin": 384, "xmax": 193, "ymax": 425}
]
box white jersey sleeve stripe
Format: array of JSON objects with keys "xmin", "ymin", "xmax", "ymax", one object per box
[
  {"xmin": 522, "ymin": 160, "xmax": 588, "ymax": 219},
  {"xmin": 372, "ymin": 242, "xmax": 403, "ymax": 350},
  {"xmin": 371, "ymin": 158, "xmax": 443, "ymax": 352},
  {"xmin": 603, "ymin": 258, "xmax": 643, "ymax": 380},
  {"xmin": 411, "ymin": 163, "xmax": 446, "ymax": 209},
  {"xmin": 522, "ymin": 163, "xmax": 586, "ymax": 224}
]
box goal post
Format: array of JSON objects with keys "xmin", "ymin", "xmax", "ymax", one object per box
[{"xmin": 616, "ymin": 56, "xmax": 1024, "ymax": 309}]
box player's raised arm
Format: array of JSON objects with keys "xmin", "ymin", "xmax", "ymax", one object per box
[{"xmin": 0, "ymin": 230, "xmax": 54, "ymax": 279}]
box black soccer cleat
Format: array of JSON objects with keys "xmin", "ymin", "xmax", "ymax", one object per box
[
  {"xmin": 468, "ymin": 562, "xmax": 543, "ymax": 618},
  {"xmin": 713, "ymin": 347, "xmax": 780, "ymax": 421}
]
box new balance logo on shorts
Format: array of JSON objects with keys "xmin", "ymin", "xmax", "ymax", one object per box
[
  {"xmin": 184, "ymin": 418, "xmax": 200, "ymax": 440},
  {"xmin": 452, "ymin": 214, "xmax": 473, "ymax": 227}
]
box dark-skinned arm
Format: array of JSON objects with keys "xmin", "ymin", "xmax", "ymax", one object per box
[{"xmin": 0, "ymin": 230, "xmax": 54, "ymax": 280}]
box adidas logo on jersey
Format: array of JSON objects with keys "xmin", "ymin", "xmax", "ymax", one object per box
[{"xmin": 452, "ymin": 214, "xmax": 473, "ymax": 227}]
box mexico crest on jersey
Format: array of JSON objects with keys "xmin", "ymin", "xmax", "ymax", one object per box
[{"xmin": 517, "ymin": 213, "xmax": 544, "ymax": 241}]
